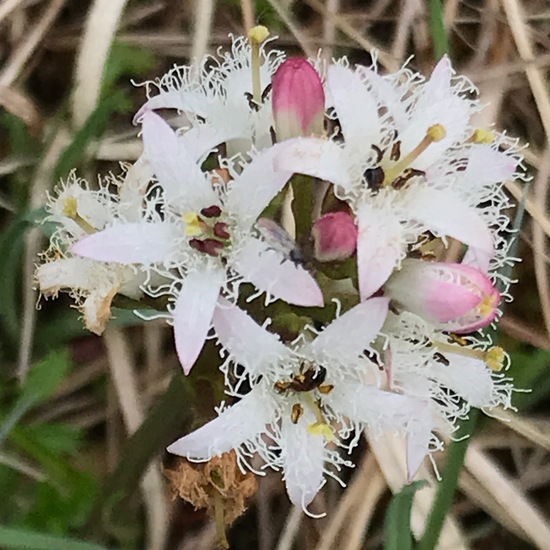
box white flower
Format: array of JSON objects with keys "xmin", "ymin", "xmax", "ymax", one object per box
[
  {"xmin": 275, "ymin": 56, "xmax": 521, "ymax": 299},
  {"xmin": 35, "ymin": 169, "xmax": 150, "ymax": 334},
  {"xmin": 168, "ymin": 298, "xmax": 430, "ymax": 511},
  {"xmin": 134, "ymin": 34, "xmax": 285, "ymax": 155},
  {"xmin": 71, "ymin": 112, "xmax": 323, "ymax": 373},
  {"xmin": 382, "ymin": 311, "xmax": 514, "ymax": 476}
]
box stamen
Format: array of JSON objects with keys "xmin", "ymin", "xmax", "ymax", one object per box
[
  {"xmin": 182, "ymin": 212, "xmax": 204, "ymax": 237},
  {"xmin": 433, "ymin": 341, "xmax": 506, "ymax": 371},
  {"xmin": 382, "ymin": 124, "xmax": 446, "ymax": 186},
  {"xmin": 62, "ymin": 197, "xmax": 95, "ymax": 234},
  {"xmin": 247, "ymin": 25, "xmax": 269, "ymax": 104},
  {"xmin": 307, "ymin": 422, "xmax": 335, "ymax": 441},
  {"xmin": 291, "ymin": 403, "xmax": 303, "ymax": 424},
  {"xmin": 469, "ymin": 128, "xmax": 495, "ymax": 144}
]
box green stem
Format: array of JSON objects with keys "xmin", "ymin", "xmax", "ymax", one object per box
[
  {"xmin": 291, "ymin": 174, "xmax": 314, "ymax": 245},
  {"xmin": 416, "ymin": 409, "xmax": 479, "ymax": 550},
  {"xmin": 428, "ymin": 0, "xmax": 450, "ymax": 58}
]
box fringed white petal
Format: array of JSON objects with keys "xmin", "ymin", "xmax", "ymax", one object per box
[
  {"xmin": 71, "ymin": 222, "xmax": 179, "ymax": 264},
  {"xmin": 141, "ymin": 112, "xmax": 217, "ymax": 207},
  {"xmin": 36, "ymin": 257, "xmax": 98, "ymax": 294},
  {"xmin": 274, "ymin": 137, "xmax": 352, "ymax": 191},
  {"xmin": 233, "ymin": 236, "xmax": 324, "ymax": 307},
  {"xmin": 404, "ymin": 187, "xmax": 494, "ymax": 258},
  {"xmin": 225, "ymin": 145, "xmax": 293, "ymax": 229},
  {"xmin": 433, "ymin": 354, "xmax": 494, "ymax": 408},
  {"xmin": 172, "ymin": 268, "xmax": 224, "ymax": 374},
  {"xmin": 309, "ymin": 297, "xmax": 388, "ymax": 362},
  {"xmin": 326, "ymin": 64, "xmax": 380, "ymax": 151},
  {"xmin": 212, "ymin": 300, "xmax": 292, "ymax": 377},
  {"xmin": 356, "ymin": 202, "xmax": 404, "ymax": 299},
  {"xmin": 167, "ymin": 388, "xmax": 272, "ymax": 459},
  {"xmin": 281, "ymin": 414, "xmax": 325, "ymax": 509}
]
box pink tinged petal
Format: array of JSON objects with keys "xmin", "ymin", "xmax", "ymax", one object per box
[
  {"xmin": 224, "ymin": 145, "xmax": 293, "ymax": 227},
  {"xmin": 274, "ymin": 137, "xmax": 352, "ymax": 191},
  {"xmin": 433, "ymin": 355, "xmax": 494, "ymax": 408},
  {"xmin": 173, "ymin": 268, "xmax": 224, "ymax": 374},
  {"xmin": 272, "ymin": 58, "xmax": 325, "ymax": 140},
  {"xmin": 404, "ymin": 188, "xmax": 494, "ymax": 258},
  {"xmin": 281, "ymin": 414, "xmax": 326, "ymax": 509},
  {"xmin": 312, "ymin": 211, "xmax": 357, "ymax": 262},
  {"xmin": 167, "ymin": 387, "xmax": 272, "ymax": 459},
  {"xmin": 356, "ymin": 202, "xmax": 404, "ymax": 299},
  {"xmin": 71, "ymin": 222, "xmax": 179, "ymax": 264},
  {"xmin": 212, "ymin": 300, "xmax": 292, "ymax": 377},
  {"xmin": 310, "ymin": 297, "xmax": 389, "ymax": 361},
  {"xmin": 326, "ymin": 64, "xmax": 380, "ymax": 149},
  {"xmin": 233, "ymin": 236, "xmax": 324, "ymax": 307},
  {"xmin": 141, "ymin": 112, "xmax": 217, "ymax": 206},
  {"xmin": 386, "ymin": 259, "xmax": 485, "ymax": 325}
]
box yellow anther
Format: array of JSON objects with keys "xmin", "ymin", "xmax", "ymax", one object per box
[
  {"xmin": 427, "ymin": 124, "xmax": 446, "ymax": 142},
  {"xmin": 478, "ymin": 295, "xmax": 497, "ymax": 317},
  {"xmin": 485, "ymin": 346, "xmax": 505, "ymax": 372},
  {"xmin": 182, "ymin": 212, "xmax": 204, "ymax": 237},
  {"xmin": 471, "ymin": 128, "xmax": 495, "ymax": 144},
  {"xmin": 307, "ymin": 422, "xmax": 335, "ymax": 442},
  {"xmin": 247, "ymin": 25, "xmax": 269, "ymax": 45},
  {"xmin": 62, "ymin": 197, "xmax": 78, "ymax": 219}
]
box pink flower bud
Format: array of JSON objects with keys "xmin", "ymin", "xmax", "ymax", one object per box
[
  {"xmin": 312, "ymin": 212, "xmax": 357, "ymax": 262},
  {"xmin": 385, "ymin": 259, "xmax": 501, "ymax": 333},
  {"xmin": 272, "ymin": 58, "xmax": 325, "ymax": 141}
]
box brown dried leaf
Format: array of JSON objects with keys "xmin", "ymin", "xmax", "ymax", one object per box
[{"xmin": 165, "ymin": 450, "xmax": 258, "ymax": 526}]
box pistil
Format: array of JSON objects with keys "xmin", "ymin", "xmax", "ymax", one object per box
[
  {"xmin": 247, "ymin": 25, "xmax": 269, "ymax": 105},
  {"xmin": 382, "ymin": 124, "xmax": 446, "ymax": 186},
  {"xmin": 62, "ymin": 197, "xmax": 96, "ymax": 234},
  {"xmin": 432, "ymin": 340, "xmax": 505, "ymax": 372}
]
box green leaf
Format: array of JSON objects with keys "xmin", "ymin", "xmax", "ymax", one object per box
[
  {"xmin": 0, "ymin": 351, "xmax": 71, "ymax": 447},
  {"xmin": 384, "ymin": 480, "xmax": 428, "ymax": 550},
  {"xmin": 20, "ymin": 349, "xmax": 71, "ymax": 406},
  {"xmin": 101, "ymin": 43, "xmax": 156, "ymax": 93},
  {"xmin": 54, "ymin": 91, "xmax": 131, "ymax": 180},
  {"xmin": 0, "ymin": 526, "xmax": 112, "ymax": 550},
  {"xmin": 428, "ymin": 0, "xmax": 449, "ymax": 58}
]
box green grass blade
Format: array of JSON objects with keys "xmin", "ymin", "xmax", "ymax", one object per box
[
  {"xmin": 428, "ymin": 0, "xmax": 450, "ymax": 58},
  {"xmin": 384, "ymin": 480, "xmax": 428, "ymax": 550},
  {"xmin": 0, "ymin": 526, "xmax": 112, "ymax": 550}
]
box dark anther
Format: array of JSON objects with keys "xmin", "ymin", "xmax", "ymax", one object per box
[
  {"xmin": 200, "ymin": 205, "xmax": 222, "ymax": 218},
  {"xmin": 391, "ymin": 168, "xmax": 425, "ymax": 190},
  {"xmin": 364, "ymin": 166, "xmax": 385, "ymax": 192},
  {"xmin": 244, "ymin": 91, "xmax": 260, "ymax": 112},
  {"xmin": 434, "ymin": 352, "xmax": 450, "ymax": 366},
  {"xmin": 213, "ymin": 222, "xmax": 230, "ymax": 240},
  {"xmin": 201, "ymin": 238, "xmax": 225, "ymax": 256},
  {"xmin": 261, "ymin": 83, "xmax": 272, "ymax": 102},
  {"xmin": 390, "ymin": 141, "xmax": 401, "ymax": 161}
]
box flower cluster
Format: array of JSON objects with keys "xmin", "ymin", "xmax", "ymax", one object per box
[{"xmin": 36, "ymin": 27, "xmax": 522, "ymax": 512}]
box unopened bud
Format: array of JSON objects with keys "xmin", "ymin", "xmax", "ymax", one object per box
[
  {"xmin": 385, "ymin": 259, "xmax": 501, "ymax": 333},
  {"xmin": 272, "ymin": 58, "xmax": 325, "ymax": 141},
  {"xmin": 312, "ymin": 212, "xmax": 357, "ymax": 262}
]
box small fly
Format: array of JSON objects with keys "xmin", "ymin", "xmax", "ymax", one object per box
[{"xmin": 255, "ymin": 217, "xmax": 304, "ymax": 266}]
